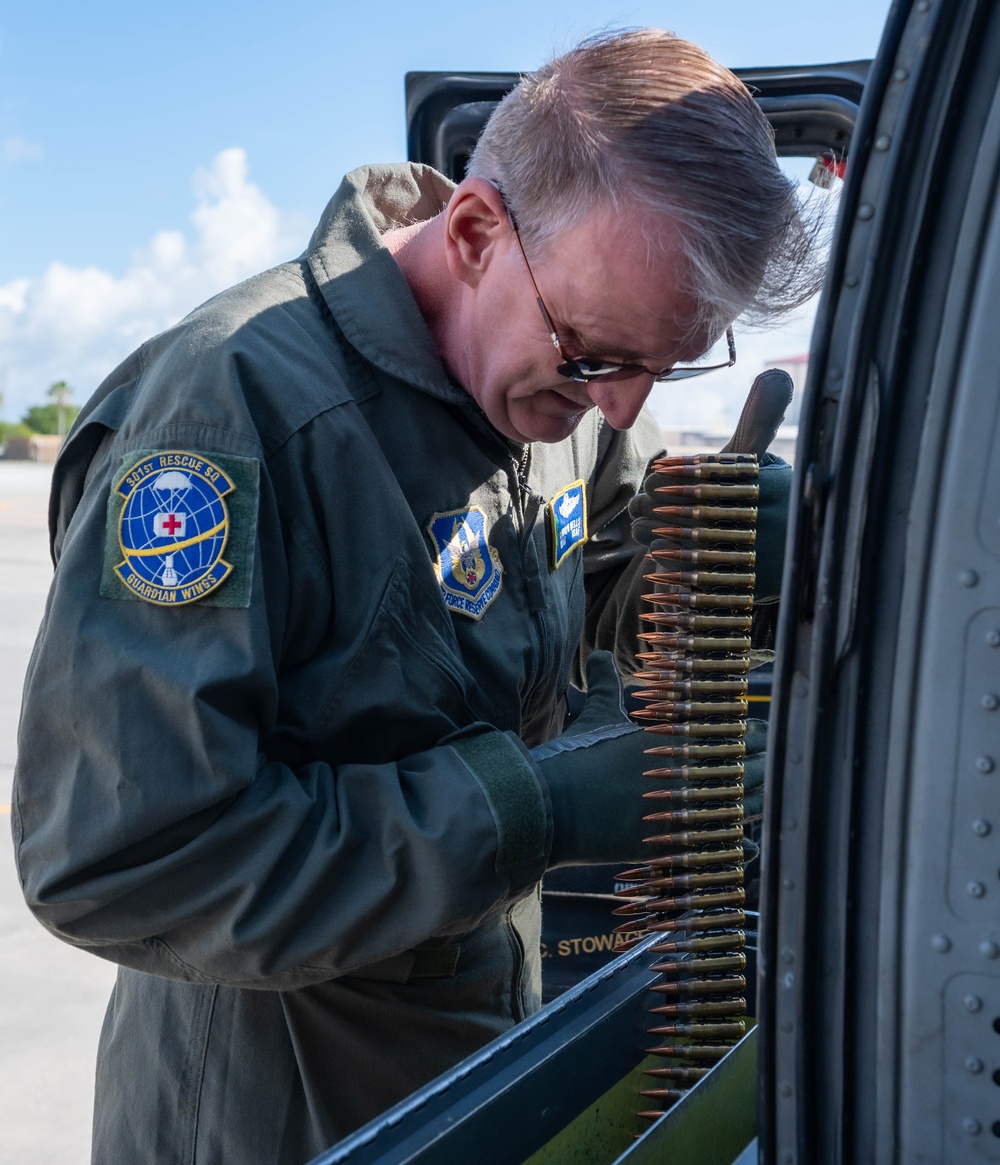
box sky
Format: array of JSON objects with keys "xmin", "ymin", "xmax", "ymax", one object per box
[{"xmin": 0, "ymin": 1, "xmax": 892, "ymax": 431}]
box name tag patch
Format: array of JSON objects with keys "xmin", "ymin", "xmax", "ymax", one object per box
[
  {"xmin": 549, "ymin": 480, "xmax": 587, "ymax": 568},
  {"xmin": 427, "ymin": 506, "xmax": 502, "ymax": 620},
  {"xmin": 101, "ymin": 449, "xmax": 259, "ymax": 608}
]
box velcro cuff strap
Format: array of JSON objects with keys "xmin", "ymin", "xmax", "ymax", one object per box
[{"xmin": 449, "ymin": 730, "xmax": 548, "ymax": 873}]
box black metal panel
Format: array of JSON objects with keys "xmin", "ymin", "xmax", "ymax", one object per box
[
  {"xmin": 405, "ymin": 63, "xmax": 870, "ymax": 182},
  {"xmin": 309, "ymin": 923, "xmax": 759, "ymax": 1165},
  {"xmin": 405, "ymin": 72, "xmax": 518, "ymax": 179},
  {"xmin": 307, "ymin": 934, "xmax": 662, "ymax": 1165},
  {"xmin": 760, "ymin": 0, "xmax": 1000, "ymax": 1162}
]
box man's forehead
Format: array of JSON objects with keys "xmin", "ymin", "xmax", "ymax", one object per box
[
  {"xmin": 544, "ymin": 264, "xmax": 710, "ymax": 362},
  {"xmin": 540, "ymin": 209, "xmax": 690, "ymax": 300},
  {"xmin": 522, "ymin": 203, "xmax": 719, "ymax": 358}
]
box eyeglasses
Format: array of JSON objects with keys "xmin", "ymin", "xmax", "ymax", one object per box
[{"xmin": 509, "ymin": 216, "xmax": 736, "ymax": 384}]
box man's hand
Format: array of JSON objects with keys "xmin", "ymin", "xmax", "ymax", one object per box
[
  {"xmin": 531, "ymin": 649, "xmax": 655, "ymax": 867},
  {"xmin": 533, "ymin": 652, "xmax": 766, "ymax": 867},
  {"xmin": 719, "ymin": 368, "xmax": 793, "ymax": 459},
  {"xmin": 721, "ymin": 368, "xmax": 793, "ymax": 600},
  {"xmin": 740, "ymin": 718, "xmax": 767, "ymax": 820}
]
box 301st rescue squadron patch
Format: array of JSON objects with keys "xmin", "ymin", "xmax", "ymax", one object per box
[
  {"xmin": 427, "ymin": 506, "xmax": 503, "ymax": 620},
  {"xmin": 100, "ymin": 450, "xmax": 259, "ymax": 608},
  {"xmin": 549, "ymin": 479, "xmax": 587, "ymax": 568}
]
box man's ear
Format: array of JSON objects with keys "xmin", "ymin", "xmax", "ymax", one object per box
[{"xmin": 444, "ymin": 177, "xmax": 508, "ymax": 288}]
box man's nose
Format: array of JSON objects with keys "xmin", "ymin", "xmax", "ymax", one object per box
[{"xmin": 586, "ymin": 376, "xmax": 655, "ymax": 430}]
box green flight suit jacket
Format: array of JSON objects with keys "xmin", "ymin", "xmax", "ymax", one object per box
[{"xmin": 12, "ymin": 164, "xmax": 664, "ymax": 1163}]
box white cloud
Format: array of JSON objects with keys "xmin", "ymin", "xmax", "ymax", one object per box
[
  {"xmin": 0, "ymin": 148, "xmax": 303, "ymax": 420},
  {"xmin": 2, "ymin": 135, "xmax": 43, "ymax": 165},
  {"xmin": 0, "ymin": 146, "xmax": 826, "ymax": 433}
]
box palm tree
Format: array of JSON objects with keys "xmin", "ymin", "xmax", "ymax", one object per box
[{"xmin": 47, "ymin": 380, "xmax": 72, "ymax": 438}]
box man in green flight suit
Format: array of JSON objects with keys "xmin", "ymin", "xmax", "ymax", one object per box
[{"xmin": 12, "ymin": 28, "xmax": 817, "ymax": 1165}]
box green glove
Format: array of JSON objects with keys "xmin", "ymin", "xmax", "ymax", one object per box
[
  {"xmin": 719, "ymin": 368, "xmax": 793, "ymax": 458},
  {"xmin": 719, "ymin": 366, "xmax": 792, "ymax": 602},
  {"xmin": 740, "ymin": 718, "xmax": 767, "ymax": 820},
  {"xmin": 750, "ymin": 454, "xmax": 791, "ymax": 600},
  {"xmin": 532, "ymin": 651, "xmax": 649, "ymax": 867},
  {"xmin": 533, "ymin": 652, "xmax": 768, "ymax": 867}
]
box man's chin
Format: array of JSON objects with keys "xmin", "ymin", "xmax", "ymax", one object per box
[{"xmin": 517, "ymin": 412, "xmax": 587, "ymax": 444}]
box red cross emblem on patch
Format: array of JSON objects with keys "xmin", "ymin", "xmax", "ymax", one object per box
[{"xmin": 154, "ymin": 512, "xmax": 187, "ymax": 538}]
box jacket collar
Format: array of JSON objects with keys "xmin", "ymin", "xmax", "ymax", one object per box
[{"xmin": 306, "ymin": 164, "xmax": 469, "ymax": 406}]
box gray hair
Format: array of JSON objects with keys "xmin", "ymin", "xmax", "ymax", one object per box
[{"xmin": 467, "ymin": 28, "xmax": 825, "ymax": 337}]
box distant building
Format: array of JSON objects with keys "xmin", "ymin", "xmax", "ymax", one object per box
[
  {"xmin": 2, "ymin": 434, "xmax": 64, "ymax": 463},
  {"xmin": 661, "ymin": 351, "xmax": 808, "ymax": 465}
]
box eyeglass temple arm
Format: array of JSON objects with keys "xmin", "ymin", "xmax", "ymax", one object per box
[{"xmin": 507, "ymin": 215, "xmax": 564, "ymax": 354}]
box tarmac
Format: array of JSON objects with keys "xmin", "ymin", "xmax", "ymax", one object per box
[{"xmin": 0, "ymin": 461, "xmax": 118, "ymax": 1165}]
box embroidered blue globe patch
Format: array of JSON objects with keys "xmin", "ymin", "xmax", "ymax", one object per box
[{"xmin": 115, "ymin": 452, "xmax": 234, "ymax": 605}]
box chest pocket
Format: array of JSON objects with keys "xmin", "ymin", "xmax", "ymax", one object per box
[{"xmin": 316, "ymin": 555, "xmax": 490, "ymax": 764}]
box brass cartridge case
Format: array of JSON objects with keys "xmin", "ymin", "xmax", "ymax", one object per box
[
  {"xmin": 648, "ymin": 974, "xmax": 747, "ymax": 996},
  {"xmin": 653, "ymin": 504, "xmax": 758, "ymax": 523},
  {"xmin": 651, "ymin": 547, "xmax": 756, "ymax": 567},
  {"xmin": 637, "ymin": 631, "xmax": 753, "ymax": 651},
  {"xmin": 648, "ymin": 569, "xmax": 756, "ymax": 589},
  {"xmin": 638, "ymin": 881, "xmax": 745, "ymax": 913},
  {"xmin": 619, "ymin": 885, "xmax": 745, "ymax": 913},
  {"xmin": 636, "ymin": 653, "xmax": 751, "ymax": 674},
  {"xmin": 649, "ymin": 952, "xmax": 747, "ymax": 976},
  {"xmin": 641, "ymin": 780, "xmax": 745, "ymax": 799},
  {"xmin": 643, "ymin": 909, "xmax": 745, "ymax": 933},
  {"xmin": 640, "ymin": 721, "xmax": 747, "ymax": 738},
  {"xmin": 636, "ymin": 868, "xmax": 742, "ymax": 894},
  {"xmin": 643, "ymin": 741, "xmax": 746, "ymax": 759},
  {"xmin": 640, "ymin": 825, "xmax": 744, "ymax": 849},
  {"xmin": 648, "ymin": 998, "xmax": 748, "ymax": 1017},
  {"xmin": 636, "ymin": 606, "xmax": 753, "ymax": 631},
  {"xmin": 616, "ymin": 846, "xmax": 745, "ymax": 880},
  {"xmin": 646, "ymin": 1021, "xmax": 746, "ymax": 1039},
  {"xmin": 655, "ymin": 483, "xmax": 760, "ymax": 501},
  {"xmin": 642, "ymin": 1065, "xmax": 713, "ymax": 1082},
  {"xmin": 632, "ymin": 676, "xmax": 749, "ymax": 695},
  {"xmin": 655, "ymin": 453, "xmax": 757, "ymax": 467},
  {"xmin": 650, "ymin": 932, "xmax": 746, "ymax": 956},
  {"xmin": 655, "ymin": 461, "xmax": 759, "ymax": 480},
  {"xmin": 650, "ymin": 525, "xmax": 756, "ymax": 545},
  {"xmin": 639, "ymin": 592, "xmax": 754, "ymax": 610},
  {"xmin": 634, "ymin": 699, "xmax": 749, "ymax": 718},
  {"xmin": 642, "ymin": 805, "xmax": 744, "ymax": 827}
]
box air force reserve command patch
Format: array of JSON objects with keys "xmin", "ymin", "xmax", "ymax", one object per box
[
  {"xmin": 549, "ymin": 480, "xmax": 587, "ymax": 569},
  {"xmin": 101, "ymin": 450, "xmax": 259, "ymax": 608},
  {"xmin": 427, "ymin": 506, "xmax": 502, "ymax": 620}
]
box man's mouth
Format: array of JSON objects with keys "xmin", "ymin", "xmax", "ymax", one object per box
[{"xmin": 542, "ymin": 386, "xmax": 591, "ymax": 415}]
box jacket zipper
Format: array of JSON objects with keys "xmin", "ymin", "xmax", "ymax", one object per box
[{"xmin": 511, "ymin": 447, "xmax": 549, "ymax": 718}]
